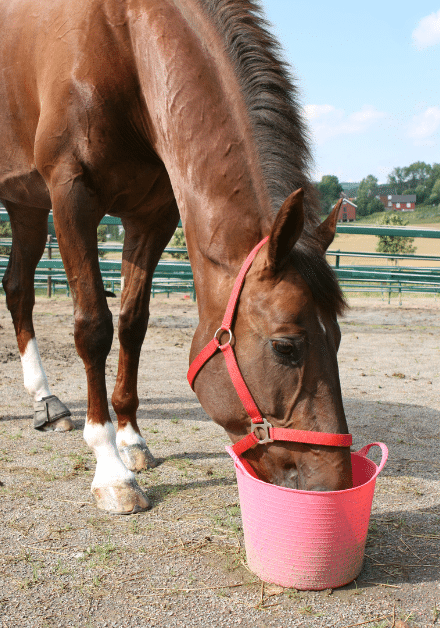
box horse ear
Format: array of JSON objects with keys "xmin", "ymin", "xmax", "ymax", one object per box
[
  {"xmin": 267, "ymin": 189, "xmax": 304, "ymax": 270},
  {"xmin": 314, "ymin": 199, "xmax": 341, "ymax": 253}
]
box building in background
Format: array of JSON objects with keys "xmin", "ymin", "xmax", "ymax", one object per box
[
  {"xmin": 338, "ymin": 198, "xmax": 357, "ymax": 222},
  {"xmin": 379, "ymin": 194, "xmax": 416, "ymax": 211}
]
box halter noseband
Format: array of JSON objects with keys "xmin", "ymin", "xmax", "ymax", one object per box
[{"xmin": 187, "ymin": 236, "xmax": 352, "ymax": 455}]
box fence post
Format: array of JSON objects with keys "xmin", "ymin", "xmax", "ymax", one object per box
[{"xmin": 47, "ymin": 235, "xmax": 52, "ymax": 298}]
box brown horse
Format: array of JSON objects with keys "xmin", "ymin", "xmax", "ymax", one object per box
[{"xmin": 0, "ymin": 0, "xmax": 352, "ymax": 513}]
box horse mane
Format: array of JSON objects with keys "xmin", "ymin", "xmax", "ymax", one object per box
[{"xmin": 200, "ymin": 0, "xmax": 346, "ymax": 315}]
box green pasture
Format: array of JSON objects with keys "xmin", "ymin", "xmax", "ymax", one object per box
[{"xmin": 355, "ymin": 204, "xmax": 440, "ymax": 226}]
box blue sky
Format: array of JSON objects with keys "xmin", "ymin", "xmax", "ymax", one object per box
[{"xmin": 261, "ymin": 1, "xmax": 440, "ymax": 183}]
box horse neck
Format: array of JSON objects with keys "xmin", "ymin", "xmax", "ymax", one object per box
[{"xmin": 130, "ymin": 0, "xmax": 274, "ymax": 317}]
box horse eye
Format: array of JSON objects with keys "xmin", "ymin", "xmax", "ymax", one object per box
[
  {"xmin": 272, "ymin": 341, "xmax": 293, "ymax": 354},
  {"xmin": 271, "ymin": 340, "xmax": 302, "ymax": 362}
]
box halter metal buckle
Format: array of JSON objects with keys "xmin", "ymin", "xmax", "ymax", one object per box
[{"xmin": 251, "ymin": 418, "xmax": 273, "ymax": 444}]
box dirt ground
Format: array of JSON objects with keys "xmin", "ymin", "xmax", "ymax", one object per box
[{"xmin": 0, "ymin": 293, "xmax": 439, "ymax": 628}]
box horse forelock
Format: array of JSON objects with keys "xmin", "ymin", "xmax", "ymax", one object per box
[{"xmin": 290, "ymin": 240, "xmax": 347, "ymax": 318}]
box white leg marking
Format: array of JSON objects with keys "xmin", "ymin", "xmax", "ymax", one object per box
[
  {"xmin": 20, "ymin": 338, "xmax": 51, "ymax": 401},
  {"xmin": 116, "ymin": 424, "xmax": 147, "ymax": 449},
  {"xmin": 84, "ymin": 420, "xmax": 135, "ymax": 489}
]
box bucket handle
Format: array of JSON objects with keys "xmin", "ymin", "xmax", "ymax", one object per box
[{"xmin": 355, "ymin": 442, "xmax": 388, "ymax": 481}]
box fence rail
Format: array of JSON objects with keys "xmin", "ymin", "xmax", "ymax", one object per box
[
  {"xmin": 329, "ymin": 226, "xmax": 440, "ymax": 301},
  {"xmin": 335, "ymin": 224, "xmax": 440, "ymax": 238},
  {"xmin": 0, "ymin": 218, "xmax": 439, "ymax": 301},
  {"xmin": 1, "ymin": 208, "xmax": 439, "ymax": 237}
]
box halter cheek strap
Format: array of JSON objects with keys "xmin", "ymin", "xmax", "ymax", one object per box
[{"xmin": 187, "ymin": 236, "xmax": 352, "ymax": 455}]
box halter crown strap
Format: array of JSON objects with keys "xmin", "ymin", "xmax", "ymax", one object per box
[
  {"xmin": 187, "ymin": 236, "xmax": 269, "ymax": 394},
  {"xmin": 187, "ymin": 235, "xmax": 352, "ymax": 455},
  {"xmin": 220, "ymin": 236, "xmax": 270, "ymax": 330}
]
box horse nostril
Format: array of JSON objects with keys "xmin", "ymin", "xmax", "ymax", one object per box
[{"xmin": 277, "ymin": 468, "xmax": 299, "ymax": 489}]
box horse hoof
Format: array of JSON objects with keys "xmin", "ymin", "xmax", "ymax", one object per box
[
  {"xmin": 41, "ymin": 417, "xmax": 75, "ymax": 432},
  {"xmin": 118, "ymin": 444, "xmax": 158, "ymax": 472},
  {"xmin": 92, "ymin": 480, "xmax": 151, "ymax": 514}
]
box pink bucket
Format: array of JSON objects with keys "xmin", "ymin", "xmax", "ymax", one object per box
[{"xmin": 226, "ymin": 442, "xmax": 388, "ymax": 590}]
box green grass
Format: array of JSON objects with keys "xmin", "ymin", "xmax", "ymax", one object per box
[{"xmin": 356, "ymin": 204, "xmax": 440, "ymax": 225}]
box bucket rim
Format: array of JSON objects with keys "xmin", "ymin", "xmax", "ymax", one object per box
[{"xmin": 226, "ymin": 442, "xmax": 388, "ymax": 496}]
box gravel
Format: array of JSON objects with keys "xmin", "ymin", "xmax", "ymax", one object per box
[{"xmin": 0, "ymin": 293, "xmax": 439, "ymax": 628}]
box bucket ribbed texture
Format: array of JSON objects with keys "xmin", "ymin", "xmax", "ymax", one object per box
[{"xmin": 227, "ymin": 443, "xmax": 387, "ymax": 590}]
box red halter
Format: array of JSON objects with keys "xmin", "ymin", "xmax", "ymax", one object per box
[{"xmin": 187, "ymin": 236, "xmax": 352, "ymax": 455}]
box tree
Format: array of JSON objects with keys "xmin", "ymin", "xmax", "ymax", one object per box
[
  {"xmin": 107, "ymin": 224, "xmax": 124, "ymax": 241},
  {"xmin": 415, "ymin": 183, "xmax": 429, "ymax": 204},
  {"xmin": 402, "ymin": 187, "xmax": 416, "ymax": 196},
  {"xmin": 403, "ymin": 161, "xmax": 432, "ymax": 188},
  {"xmin": 358, "ymin": 174, "xmax": 378, "ymax": 198},
  {"xmin": 429, "ymin": 178, "xmax": 440, "ymax": 204},
  {"xmin": 0, "ymin": 220, "xmax": 12, "ymax": 256},
  {"xmin": 387, "ymin": 167, "xmax": 405, "ymax": 195},
  {"xmin": 97, "ymin": 225, "xmax": 107, "ymax": 258},
  {"xmin": 0, "ymin": 220, "xmax": 12, "ymax": 238},
  {"xmin": 315, "ymin": 175, "xmax": 343, "ymax": 214},
  {"xmin": 376, "ymin": 213, "xmax": 416, "ymax": 255},
  {"xmin": 168, "ymin": 227, "xmax": 188, "ymax": 260},
  {"xmin": 366, "ymin": 197, "xmax": 385, "ymax": 215},
  {"xmin": 428, "ymin": 163, "xmax": 440, "ymax": 188},
  {"xmin": 387, "ymin": 162, "xmax": 434, "ymax": 201},
  {"xmin": 356, "ymin": 175, "xmax": 382, "ymax": 216}
]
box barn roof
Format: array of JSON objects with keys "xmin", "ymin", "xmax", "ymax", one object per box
[
  {"xmin": 341, "ymin": 199, "xmax": 357, "ymax": 208},
  {"xmin": 390, "ymin": 195, "xmax": 416, "ymax": 203}
]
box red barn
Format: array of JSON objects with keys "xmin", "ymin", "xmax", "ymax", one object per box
[
  {"xmin": 338, "ymin": 199, "xmax": 356, "ymax": 222},
  {"xmin": 382, "ymin": 195, "xmax": 416, "ymax": 211}
]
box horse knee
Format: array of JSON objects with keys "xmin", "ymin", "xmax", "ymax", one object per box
[
  {"xmin": 118, "ymin": 309, "xmax": 149, "ymax": 350},
  {"xmin": 74, "ymin": 309, "xmax": 113, "ymax": 365},
  {"xmin": 2, "ymin": 270, "xmax": 34, "ymax": 319},
  {"xmin": 2, "ymin": 270, "xmax": 19, "ymax": 307}
]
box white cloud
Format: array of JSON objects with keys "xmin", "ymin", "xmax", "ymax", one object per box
[
  {"xmin": 304, "ymin": 104, "xmax": 335, "ymax": 120},
  {"xmin": 303, "ymin": 104, "xmax": 386, "ymax": 144},
  {"xmin": 412, "ymin": 10, "xmax": 440, "ymax": 49},
  {"xmin": 408, "ymin": 106, "xmax": 440, "ymax": 144}
]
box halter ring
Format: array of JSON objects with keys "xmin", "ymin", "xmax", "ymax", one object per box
[{"xmin": 214, "ymin": 327, "xmax": 233, "ymax": 347}]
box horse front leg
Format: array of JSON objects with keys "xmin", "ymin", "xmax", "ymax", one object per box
[
  {"xmin": 2, "ymin": 201, "xmax": 73, "ymax": 431},
  {"xmin": 50, "ymin": 169, "xmax": 150, "ymax": 513},
  {"xmin": 112, "ymin": 208, "xmax": 179, "ymax": 471}
]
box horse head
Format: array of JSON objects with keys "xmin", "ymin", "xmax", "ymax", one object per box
[{"xmin": 190, "ymin": 190, "xmax": 352, "ymax": 492}]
